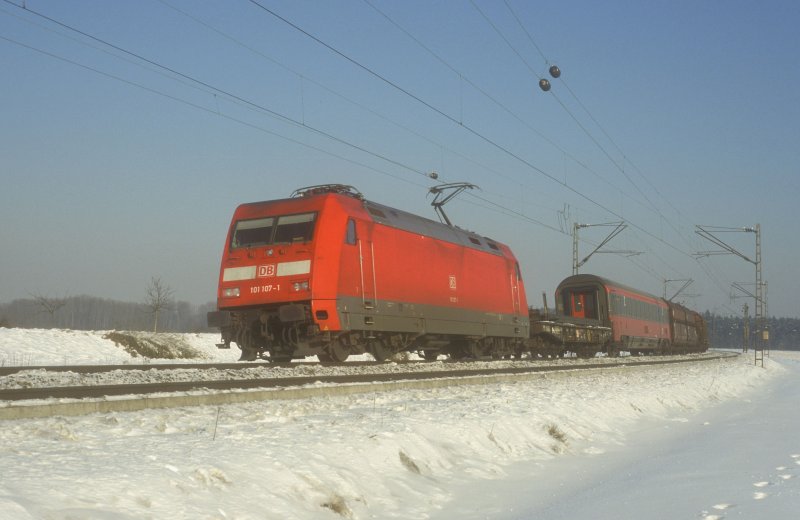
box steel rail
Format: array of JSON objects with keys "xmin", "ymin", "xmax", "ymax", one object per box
[
  {"xmin": 0, "ymin": 352, "xmax": 736, "ymax": 402},
  {"xmin": 0, "ymin": 360, "xmax": 369, "ymax": 376}
]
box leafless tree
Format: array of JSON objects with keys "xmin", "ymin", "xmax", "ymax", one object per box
[
  {"xmin": 145, "ymin": 277, "xmax": 174, "ymax": 333},
  {"xmin": 31, "ymin": 293, "xmax": 67, "ymax": 326}
]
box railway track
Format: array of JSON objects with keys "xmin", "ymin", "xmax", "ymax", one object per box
[
  {"xmin": 0, "ymin": 351, "xmax": 736, "ymax": 402},
  {"xmin": 0, "ymin": 360, "xmax": 373, "ymax": 377}
]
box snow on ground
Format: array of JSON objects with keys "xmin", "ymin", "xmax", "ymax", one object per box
[
  {"xmin": 0, "ymin": 328, "xmax": 242, "ymax": 366},
  {"xmin": 440, "ymin": 350, "xmax": 800, "ymax": 519},
  {"xmin": 0, "ymin": 328, "xmax": 794, "ymax": 519}
]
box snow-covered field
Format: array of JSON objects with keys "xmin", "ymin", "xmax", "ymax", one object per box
[{"xmin": 0, "ymin": 328, "xmax": 795, "ymax": 519}]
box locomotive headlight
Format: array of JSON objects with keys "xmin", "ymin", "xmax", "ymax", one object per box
[
  {"xmin": 292, "ymin": 280, "xmax": 310, "ymax": 292},
  {"xmin": 223, "ymin": 287, "xmax": 240, "ymax": 298}
]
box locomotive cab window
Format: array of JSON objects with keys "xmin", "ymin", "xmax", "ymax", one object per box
[
  {"xmin": 273, "ymin": 213, "xmax": 316, "ymax": 244},
  {"xmin": 231, "ymin": 212, "xmax": 316, "ymax": 249},
  {"xmin": 231, "ymin": 217, "xmax": 275, "ymax": 249}
]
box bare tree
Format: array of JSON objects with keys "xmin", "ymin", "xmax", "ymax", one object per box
[
  {"xmin": 31, "ymin": 293, "xmax": 67, "ymax": 326},
  {"xmin": 145, "ymin": 277, "xmax": 174, "ymax": 333}
]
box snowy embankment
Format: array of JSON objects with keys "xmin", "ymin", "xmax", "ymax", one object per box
[
  {"xmin": 0, "ymin": 327, "xmax": 241, "ymax": 366},
  {"xmin": 0, "ymin": 328, "xmax": 790, "ymax": 519}
]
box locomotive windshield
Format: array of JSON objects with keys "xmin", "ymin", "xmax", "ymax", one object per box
[{"xmin": 231, "ymin": 212, "xmax": 316, "ymax": 249}]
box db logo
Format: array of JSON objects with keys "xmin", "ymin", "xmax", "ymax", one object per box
[{"xmin": 257, "ymin": 264, "xmax": 276, "ymax": 278}]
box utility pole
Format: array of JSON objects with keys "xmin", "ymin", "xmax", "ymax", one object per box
[
  {"xmin": 695, "ymin": 224, "xmax": 766, "ymax": 366},
  {"xmin": 742, "ymin": 302, "xmax": 750, "ymax": 353},
  {"xmin": 731, "ymin": 283, "xmax": 755, "ymax": 353},
  {"xmin": 572, "ymin": 222, "xmax": 641, "ymax": 275},
  {"xmin": 763, "ymin": 282, "xmax": 769, "ymax": 357}
]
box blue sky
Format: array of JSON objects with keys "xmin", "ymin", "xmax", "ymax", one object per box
[{"xmin": 1, "ymin": 0, "xmax": 798, "ymax": 318}]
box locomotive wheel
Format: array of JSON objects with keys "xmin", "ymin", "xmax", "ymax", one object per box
[
  {"xmin": 238, "ymin": 347, "xmax": 258, "ymax": 361},
  {"xmin": 236, "ymin": 328, "xmax": 258, "ymax": 361},
  {"xmin": 369, "ymin": 340, "xmax": 394, "ymax": 362},
  {"xmin": 324, "ymin": 340, "xmax": 349, "ymax": 362},
  {"xmin": 422, "ymin": 350, "xmax": 439, "ymax": 361}
]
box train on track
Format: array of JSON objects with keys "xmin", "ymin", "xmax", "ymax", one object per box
[{"xmin": 207, "ymin": 184, "xmax": 708, "ymax": 361}]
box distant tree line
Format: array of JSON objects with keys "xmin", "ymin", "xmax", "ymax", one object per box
[
  {"xmin": 705, "ymin": 312, "xmax": 799, "ymax": 351},
  {"xmin": 0, "ymin": 295, "xmax": 216, "ymax": 332}
]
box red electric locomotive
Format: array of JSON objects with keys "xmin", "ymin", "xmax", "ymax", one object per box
[{"xmin": 208, "ymin": 185, "xmax": 529, "ymax": 361}]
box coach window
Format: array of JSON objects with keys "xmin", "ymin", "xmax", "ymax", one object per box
[{"xmin": 345, "ymin": 218, "xmax": 357, "ymax": 245}]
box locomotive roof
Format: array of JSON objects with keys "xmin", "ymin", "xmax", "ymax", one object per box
[
  {"xmin": 362, "ymin": 199, "xmax": 508, "ymax": 257},
  {"xmin": 237, "ymin": 185, "xmax": 512, "ymax": 257},
  {"xmin": 301, "ymin": 186, "xmax": 510, "ymax": 256},
  {"xmin": 557, "ymin": 274, "xmax": 663, "ymax": 302}
]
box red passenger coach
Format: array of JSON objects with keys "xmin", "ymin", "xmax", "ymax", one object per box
[
  {"xmin": 208, "ymin": 185, "xmax": 529, "ymax": 361},
  {"xmin": 555, "ymin": 274, "xmax": 672, "ymax": 354}
]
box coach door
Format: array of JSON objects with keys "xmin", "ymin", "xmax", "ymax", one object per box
[
  {"xmin": 570, "ymin": 290, "xmax": 598, "ymax": 320},
  {"xmin": 511, "ymin": 261, "xmax": 522, "ymax": 314},
  {"xmin": 357, "ymin": 221, "xmax": 377, "ymax": 309},
  {"xmin": 571, "ymin": 292, "xmax": 587, "ymax": 319}
]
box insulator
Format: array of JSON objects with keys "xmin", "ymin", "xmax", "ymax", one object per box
[
  {"xmin": 549, "ymin": 65, "xmax": 561, "ymax": 78},
  {"xmin": 538, "ymin": 78, "xmax": 551, "ymax": 92},
  {"xmin": 429, "ymin": 171, "xmax": 439, "ymax": 180}
]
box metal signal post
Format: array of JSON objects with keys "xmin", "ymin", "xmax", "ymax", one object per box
[{"xmin": 695, "ymin": 224, "xmax": 766, "ymax": 365}]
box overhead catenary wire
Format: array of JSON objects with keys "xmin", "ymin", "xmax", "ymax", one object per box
[
  {"xmin": 3, "ymin": 1, "xmax": 735, "ymax": 303},
  {"xmin": 0, "ymin": 20, "xmax": 563, "ymax": 242},
  {"xmin": 470, "ymin": 0, "xmax": 663, "ymax": 220},
  {"xmin": 247, "ymin": 0, "xmax": 700, "ymax": 265},
  {"xmin": 499, "ymin": 0, "xmax": 703, "ymax": 255},
  {"xmin": 248, "ymin": 0, "xmax": 742, "ymax": 307},
  {"xmin": 0, "ymin": 0, "xmax": 442, "ymax": 184},
  {"xmin": 360, "ymin": 0, "xmax": 667, "ymax": 229},
  {"xmin": 12, "ymin": 0, "xmax": 705, "ymax": 291},
  {"xmin": 157, "ymin": 0, "xmax": 576, "ymax": 226},
  {"xmin": 0, "ymin": 0, "xmax": 569, "ymax": 238},
  {"xmin": 0, "ymin": 34, "xmax": 431, "ymax": 192},
  {"xmin": 359, "ymin": 0, "xmax": 704, "ymax": 287},
  {"xmin": 492, "ymin": 1, "xmax": 734, "ymax": 299},
  {"xmin": 0, "ymin": 0, "xmax": 671, "ymax": 245}
]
